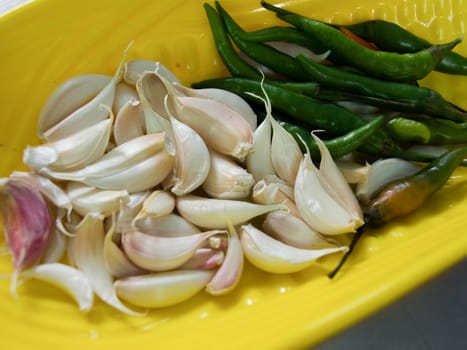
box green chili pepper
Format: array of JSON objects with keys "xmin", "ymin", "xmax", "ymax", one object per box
[
  {"xmin": 341, "ymin": 20, "xmax": 467, "ymax": 75},
  {"xmin": 215, "ymin": 2, "xmax": 309, "ymax": 81},
  {"xmin": 387, "ymin": 117, "xmax": 467, "ymax": 145},
  {"xmin": 279, "ymin": 115, "xmax": 384, "ymax": 160},
  {"xmin": 296, "ymin": 53, "xmax": 467, "ymax": 122},
  {"xmin": 261, "ymin": 1, "xmax": 461, "ymax": 81},
  {"xmin": 329, "ymin": 146, "xmax": 467, "ymax": 278},
  {"xmin": 203, "ymin": 3, "xmax": 261, "ymax": 79}
]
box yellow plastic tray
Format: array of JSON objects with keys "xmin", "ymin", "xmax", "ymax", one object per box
[{"xmin": 0, "ymin": 0, "xmax": 466, "ymax": 349}]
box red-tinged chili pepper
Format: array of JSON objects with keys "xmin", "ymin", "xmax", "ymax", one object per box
[
  {"xmin": 329, "ymin": 146, "xmax": 467, "ymax": 278},
  {"xmin": 339, "ymin": 27, "xmax": 379, "ymax": 51}
]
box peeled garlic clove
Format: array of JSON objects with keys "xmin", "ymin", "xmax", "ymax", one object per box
[
  {"xmin": 42, "ymin": 45, "xmax": 130, "ymax": 141},
  {"xmin": 21, "ymin": 263, "xmax": 94, "ymax": 312},
  {"xmin": 336, "ymin": 160, "xmax": 370, "ymax": 184},
  {"xmin": 179, "ymin": 248, "xmax": 224, "ymax": 270},
  {"xmin": 135, "ymin": 213, "xmax": 201, "ymax": 237},
  {"xmin": 24, "ymin": 118, "xmax": 112, "ymax": 172},
  {"xmin": 73, "ymin": 214, "xmax": 141, "ymax": 315},
  {"xmin": 0, "ymin": 178, "xmax": 52, "ymax": 293},
  {"xmin": 114, "ymin": 270, "xmax": 213, "ymax": 308},
  {"xmin": 176, "ymin": 194, "xmax": 286, "ymax": 229},
  {"xmin": 206, "ymin": 220, "xmax": 243, "ymax": 295},
  {"xmin": 124, "ymin": 60, "xmax": 180, "ymax": 86},
  {"xmin": 176, "ymin": 85, "xmax": 257, "ymax": 130},
  {"xmin": 170, "ymin": 116, "xmax": 211, "ymax": 196},
  {"xmin": 104, "ymin": 227, "xmax": 146, "ymax": 278},
  {"xmin": 113, "ymin": 82, "xmax": 138, "ymax": 114},
  {"xmin": 251, "ymin": 180, "xmax": 300, "ymax": 217},
  {"xmin": 356, "ymin": 158, "xmax": 420, "ymax": 203},
  {"xmin": 174, "ymin": 96, "xmax": 254, "ymax": 161},
  {"xmin": 122, "ymin": 230, "xmax": 226, "ymax": 271},
  {"xmin": 66, "ymin": 182, "xmax": 130, "ymax": 216},
  {"xmin": 294, "ymin": 150, "xmax": 358, "ymax": 235},
  {"xmin": 202, "ymin": 151, "xmax": 254, "ymax": 200},
  {"xmin": 132, "ymin": 190, "xmax": 175, "ymax": 223},
  {"xmin": 37, "ymin": 74, "xmax": 111, "ymax": 138},
  {"xmin": 246, "ymin": 116, "xmax": 275, "ymax": 180},
  {"xmin": 240, "ymin": 224, "xmax": 347, "ymax": 274},
  {"xmin": 262, "ymin": 211, "xmax": 335, "ymax": 249},
  {"xmin": 113, "ymin": 98, "xmax": 146, "ymax": 146},
  {"xmin": 311, "ymin": 133, "xmax": 363, "ymax": 224}
]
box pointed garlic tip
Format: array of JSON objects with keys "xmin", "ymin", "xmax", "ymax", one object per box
[
  {"xmin": 202, "ymin": 151, "xmax": 254, "ymax": 200},
  {"xmin": 135, "ymin": 213, "xmax": 201, "ymax": 237},
  {"xmin": 311, "ymin": 133, "xmax": 363, "ymax": 224},
  {"xmin": 21, "ymin": 263, "xmax": 94, "ymax": 312},
  {"xmin": 356, "ymin": 158, "xmax": 420, "ymax": 204},
  {"xmin": 73, "ymin": 214, "xmax": 142, "ymax": 316},
  {"xmin": 240, "ymin": 224, "xmax": 347, "ymax": 274},
  {"xmin": 121, "ymin": 230, "xmax": 226, "ymax": 271},
  {"xmin": 251, "ymin": 180, "xmax": 300, "ymax": 217},
  {"xmin": 174, "ymin": 96, "xmax": 254, "ymax": 160},
  {"xmin": 115, "ymin": 270, "xmax": 214, "ymax": 308},
  {"xmin": 132, "ymin": 190, "xmax": 175, "ymax": 225},
  {"xmin": 177, "ymin": 85, "xmax": 257, "ymax": 130},
  {"xmin": 170, "ymin": 116, "xmax": 211, "ymax": 196},
  {"xmin": 206, "ymin": 220, "xmax": 243, "ymax": 295},
  {"xmin": 246, "ymin": 116, "xmax": 275, "ymax": 181},
  {"xmin": 26, "ymin": 118, "xmax": 113, "ymax": 172},
  {"xmin": 113, "ymin": 82, "xmax": 138, "ymax": 115},
  {"xmin": 37, "ymin": 74, "xmax": 111, "ymax": 138},
  {"xmin": 176, "ymin": 194, "xmax": 287, "ymax": 229},
  {"xmin": 66, "ymin": 182, "xmax": 130, "ymax": 217},
  {"xmin": 294, "ymin": 147, "xmax": 359, "ymax": 235},
  {"xmin": 113, "ymin": 98, "xmax": 146, "ymax": 146},
  {"xmin": 41, "ymin": 45, "xmax": 129, "ymax": 142},
  {"xmin": 262, "ymin": 211, "xmax": 336, "ymax": 249},
  {"xmin": 0, "ymin": 179, "xmax": 52, "ymax": 279}
]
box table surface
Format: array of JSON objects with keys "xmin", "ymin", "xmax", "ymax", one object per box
[{"xmin": 1, "ymin": 2, "xmax": 466, "ymax": 350}]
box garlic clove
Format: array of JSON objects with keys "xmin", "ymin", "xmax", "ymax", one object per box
[
  {"xmin": 246, "ymin": 116, "xmax": 275, "ymax": 180},
  {"xmin": 135, "ymin": 213, "xmax": 201, "ymax": 237},
  {"xmin": 174, "ymin": 96, "xmax": 254, "ymax": 161},
  {"xmin": 169, "ymin": 116, "xmax": 211, "ymax": 196},
  {"xmin": 251, "ymin": 179, "xmax": 300, "ymax": 217},
  {"xmin": 132, "ymin": 190, "xmax": 175, "ymax": 224},
  {"xmin": 206, "ymin": 220, "xmax": 243, "ymax": 295},
  {"xmin": 121, "ymin": 230, "xmax": 226, "ymax": 271},
  {"xmin": 37, "ymin": 74, "xmax": 111, "ymax": 138},
  {"xmin": 21, "ymin": 263, "xmax": 94, "ymax": 312},
  {"xmin": 0, "ymin": 178, "xmax": 52, "ymax": 294},
  {"xmin": 113, "ymin": 98, "xmax": 146, "ymax": 146},
  {"xmin": 176, "ymin": 194, "xmax": 287, "ymax": 229},
  {"xmin": 240, "ymin": 224, "xmax": 347, "ymax": 274},
  {"xmin": 113, "ymin": 82, "xmax": 138, "ymax": 114},
  {"xmin": 262, "ymin": 211, "xmax": 336, "ymax": 249},
  {"xmin": 202, "ymin": 151, "xmax": 254, "ymax": 200},
  {"xmin": 41, "ymin": 227, "xmax": 67, "ymax": 264},
  {"xmin": 179, "ymin": 248, "xmax": 224, "ymax": 270},
  {"xmin": 73, "ymin": 214, "xmax": 141, "ymax": 315},
  {"xmin": 114, "ymin": 269, "xmax": 213, "ymax": 308},
  {"xmin": 24, "ymin": 117, "xmax": 113, "ymax": 172},
  {"xmin": 336, "ymin": 160, "xmax": 370, "ymax": 184},
  {"xmin": 66, "ymin": 182, "xmax": 130, "ymax": 217},
  {"xmin": 115, "ymin": 192, "xmax": 148, "ymax": 233},
  {"xmin": 123, "ymin": 60, "xmax": 180, "ymax": 86}
]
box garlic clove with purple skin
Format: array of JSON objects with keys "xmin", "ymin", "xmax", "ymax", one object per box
[{"xmin": 0, "ymin": 178, "xmax": 52, "ymax": 294}]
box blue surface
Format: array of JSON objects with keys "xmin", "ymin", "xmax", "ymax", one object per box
[{"xmin": 314, "ymin": 258, "xmax": 467, "ymax": 350}]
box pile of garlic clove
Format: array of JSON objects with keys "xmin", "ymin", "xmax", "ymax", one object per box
[{"xmin": 0, "ymin": 50, "xmax": 366, "ymax": 314}]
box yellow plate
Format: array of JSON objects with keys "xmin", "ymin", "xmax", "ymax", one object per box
[{"xmin": 0, "ymin": 0, "xmax": 466, "ymax": 349}]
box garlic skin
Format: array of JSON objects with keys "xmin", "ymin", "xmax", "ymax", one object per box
[
  {"xmin": 176, "ymin": 194, "xmax": 286, "ymax": 229},
  {"xmin": 21, "ymin": 263, "xmax": 94, "ymax": 312},
  {"xmin": 252, "ymin": 180, "xmax": 300, "ymax": 217},
  {"xmin": 122, "ymin": 230, "xmax": 226, "ymax": 271},
  {"xmin": 115, "ymin": 192, "xmax": 148, "ymax": 233},
  {"xmin": 0, "ymin": 178, "xmax": 52, "ymax": 293},
  {"xmin": 202, "ymin": 151, "xmax": 254, "ymax": 200},
  {"xmin": 114, "ymin": 270, "xmax": 214, "ymax": 308},
  {"xmin": 240, "ymin": 224, "xmax": 347, "ymax": 274},
  {"xmin": 37, "ymin": 74, "xmax": 111, "ymax": 138}
]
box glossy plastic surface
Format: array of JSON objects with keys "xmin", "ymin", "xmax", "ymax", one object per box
[{"xmin": 0, "ymin": 0, "xmax": 466, "ymax": 349}]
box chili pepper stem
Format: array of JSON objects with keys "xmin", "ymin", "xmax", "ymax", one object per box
[{"xmin": 328, "ymin": 225, "xmax": 366, "ymax": 279}]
